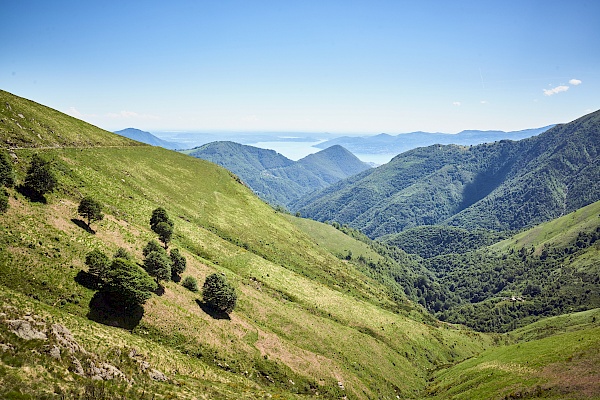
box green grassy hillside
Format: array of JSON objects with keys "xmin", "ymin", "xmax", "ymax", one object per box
[
  {"xmin": 1, "ymin": 90, "xmax": 496, "ymax": 399},
  {"xmin": 427, "ymin": 309, "xmax": 600, "ymax": 399}
]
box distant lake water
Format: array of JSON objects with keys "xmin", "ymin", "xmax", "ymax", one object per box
[{"xmin": 252, "ymin": 140, "xmax": 395, "ymax": 165}]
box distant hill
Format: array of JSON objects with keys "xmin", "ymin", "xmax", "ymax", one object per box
[
  {"xmin": 184, "ymin": 142, "xmax": 371, "ymax": 207},
  {"xmin": 114, "ymin": 127, "xmax": 184, "ymax": 149},
  {"xmin": 314, "ymin": 126, "xmax": 554, "ymax": 155},
  {"xmin": 294, "ymin": 110, "xmax": 600, "ymax": 237}
]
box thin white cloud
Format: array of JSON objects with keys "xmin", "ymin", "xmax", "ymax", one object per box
[
  {"xmin": 66, "ymin": 107, "xmax": 97, "ymax": 118},
  {"xmin": 569, "ymin": 78, "xmax": 582, "ymax": 86},
  {"xmin": 106, "ymin": 110, "xmax": 159, "ymax": 120},
  {"xmin": 452, "ymin": 101, "xmax": 461, "ymax": 106},
  {"xmin": 480, "ymin": 100, "xmax": 488, "ymax": 104},
  {"xmin": 543, "ymin": 85, "xmax": 569, "ymax": 96}
]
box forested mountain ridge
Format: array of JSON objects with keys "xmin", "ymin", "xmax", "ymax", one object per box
[
  {"xmin": 184, "ymin": 141, "xmax": 370, "ymax": 207},
  {"xmin": 294, "ymin": 110, "xmax": 600, "ymax": 237}
]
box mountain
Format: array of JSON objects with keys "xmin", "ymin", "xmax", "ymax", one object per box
[
  {"xmin": 293, "ymin": 110, "xmax": 600, "ymax": 237},
  {"xmin": 1, "ymin": 89, "xmax": 497, "ymax": 399},
  {"xmin": 2, "ymin": 89, "xmax": 598, "ymax": 399},
  {"xmin": 183, "ymin": 142, "xmax": 371, "ymax": 207},
  {"xmin": 314, "ymin": 126, "xmax": 554, "ymax": 155},
  {"xmin": 114, "ymin": 127, "xmax": 184, "ymax": 149}
]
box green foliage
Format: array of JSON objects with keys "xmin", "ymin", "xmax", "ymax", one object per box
[
  {"xmin": 381, "ymin": 226, "xmax": 508, "ymax": 258},
  {"xmin": 23, "ymin": 154, "xmax": 57, "ymax": 197},
  {"xmin": 77, "ymin": 196, "xmax": 104, "ymax": 227},
  {"xmin": 142, "ymin": 240, "xmax": 163, "ymax": 258},
  {"xmin": 85, "ymin": 249, "xmax": 110, "ymax": 279},
  {"xmin": 181, "ymin": 276, "xmax": 198, "ymax": 292},
  {"xmin": 296, "ymin": 110, "xmax": 600, "ymax": 237},
  {"xmin": 0, "ymin": 150, "xmax": 15, "ymax": 188},
  {"xmin": 114, "ymin": 247, "xmax": 132, "ymax": 260},
  {"xmin": 105, "ymin": 258, "xmax": 157, "ymax": 307},
  {"xmin": 169, "ymin": 248, "xmax": 186, "ymax": 277},
  {"xmin": 150, "ymin": 207, "xmax": 173, "ymax": 232},
  {"xmin": 202, "ymin": 273, "xmax": 237, "ymax": 313},
  {"xmin": 0, "ymin": 188, "xmax": 8, "ymax": 213},
  {"xmin": 143, "ymin": 250, "xmax": 172, "ymax": 283},
  {"xmin": 154, "ymin": 221, "xmax": 173, "ymax": 248}
]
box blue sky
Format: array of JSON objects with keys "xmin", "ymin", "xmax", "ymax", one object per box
[{"xmin": 2, "ymin": 0, "xmax": 599, "ymax": 134}]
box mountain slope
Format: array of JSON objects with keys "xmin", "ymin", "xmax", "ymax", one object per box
[
  {"xmin": 114, "ymin": 127, "xmax": 184, "ymax": 149},
  {"xmin": 0, "ymin": 90, "xmax": 496, "ymax": 399},
  {"xmin": 184, "ymin": 141, "xmax": 370, "ymax": 207},
  {"xmin": 294, "ymin": 110, "xmax": 600, "ymax": 237}
]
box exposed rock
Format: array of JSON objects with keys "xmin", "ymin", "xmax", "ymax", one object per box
[
  {"xmin": 0, "ymin": 343, "xmax": 14, "ymax": 352},
  {"xmin": 89, "ymin": 361, "xmax": 129, "ymax": 383},
  {"xmin": 71, "ymin": 356, "xmax": 85, "ymax": 376},
  {"xmin": 51, "ymin": 323, "xmax": 86, "ymax": 354},
  {"xmin": 7, "ymin": 319, "xmax": 47, "ymax": 341},
  {"xmin": 148, "ymin": 368, "xmax": 168, "ymax": 382},
  {"xmin": 48, "ymin": 345, "xmax": 61, "ymax": 360}
]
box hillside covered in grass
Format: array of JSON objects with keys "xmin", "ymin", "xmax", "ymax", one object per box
[
  {"xmin": 2, "ymin": 90, "xmax": 598, "ymax": 399},
  {"xmin": 0, "ymin": 90, "xmax": 498, "ymax": 399}
]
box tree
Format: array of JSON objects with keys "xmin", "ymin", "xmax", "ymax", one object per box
[
  {"xmin": 0, "ymin": 188, "xmax": 8, "ymax": 214},
  {"xmin": 0, "ymin": 150, "xmax": 15, "ymax": 188},
  {"xmin": 202, "ymin": 273, "xmax": 237, "ymax": 314},
  {"xmin": 143, "ymin": 250, "xmax": 172, "ymax": 283},
  {"xmin": 85, "ymin": 249, "xmax": 110, "ymax": 280},
  {"xmin": 114, "ymin": 247, "xmax": 132, "ymax": 260},
  {"xmin": 23, "ymin": 154, "xmax": 57, "ymax": 197},
  {"xmin": 78, "ymin": 196, "xmax": 104, "ymax": 229},
  {"xmin": 143, "ymin": 240, "xmax": 163, "ymax": 257},
  {"xmin": 104, "ymin": 258, "xmax": 157, "ymax": 308},
  {"xmin": 170, "ymin": 248, "xmax": 187, "ymax": 278},
  {"xmin": 150, "ymin": 207, "xmax": 173, "ymax": 231},
  {"xmin": 150, "ymin": 207, "xmax": 174, "ymax": 248},
  {"xmin": 155, "ymin": 221, "xmax": 173, "ymax": 248}
]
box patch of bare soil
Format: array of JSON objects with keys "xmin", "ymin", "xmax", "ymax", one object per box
[{"xmin": 540, "ymin": 353, "xmax": 600, "ymax": 398}]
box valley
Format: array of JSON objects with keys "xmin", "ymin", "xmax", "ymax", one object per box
[{"xmin": 1, "ymin": 90, "xmax": 599, "ymax": 399}]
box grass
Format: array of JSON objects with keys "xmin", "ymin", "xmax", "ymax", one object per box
[{"xmin": 2, "ymin": 89, "xmax": 597, "ymax": 399}]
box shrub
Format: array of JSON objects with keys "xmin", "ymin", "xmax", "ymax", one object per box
[
  {"xmin": 170, "ymin": 248, "xmax": 187, "ymax": 278},
  {"xmin": 0, "ymin": 150, "xmax": 15, "ymax": 188},
  {"xmin": 182, "ymin": 276, "xmax": 198, "ymax": 292},
  {"xmin": 143, "ymin": 250, "xmax": 172, "ymax": 283},
  {"xmin": 114, "ymin": 247, "xmax": 132, "ymax": 260},
  {"xmin": 143, "ymin": 240, "xmax": 163, "ymax": 257},
  {"xmin": 85, "ymin": 249, "xmax": 110, "ymax": 279},
  {"xmin": 23, "ymin": 154, "xmax": 57, "ymax": 197},
  {"xmin": 202, "ymin": 273, "xmax": 237, "ymax": 313},
  {"xmin": 104, "ymin": 258, "xmax": 157, "ymax": 307},
  {"xmin": 0, "ymin": 188, "xmax": 8, "ymax": 213}
]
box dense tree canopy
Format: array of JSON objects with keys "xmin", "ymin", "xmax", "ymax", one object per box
[
  {"xmin": 85, "ymin": 249, "xmax": 110, "ymax": 280},
  {"xmin": 170, "ymin": 248, "xmax": 187, "ymax": 277},
  {"xmin": 202, "ymin": 273, "xmax": 237, "ymax": 314},
  {"xmin": 23, "ymin": 154, "xmax": 57, "ymax": 197},
  {"xmin": 105, "ymin": 258, "xmax": 157, "ymax": 308},
  {"xmin": 143, "ymin": 249, "xmax": 172, "ymax": 283},
  {"xmin": 0, "ymin": 150, "xmax": 15, "ymax": 188}
]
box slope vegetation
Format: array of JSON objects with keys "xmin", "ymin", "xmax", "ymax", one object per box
[
  {"xmin": 294, "ymin": 110, "xmax": 600, "ymax": 237},
  {"xmin": 184, "ymin": 141, "xmax": 370, "ymax": 207},
  {"xmin": 1, "ymin": 90, "xmax": 494, "ymax": 399}
]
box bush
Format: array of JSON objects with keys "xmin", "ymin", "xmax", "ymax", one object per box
[
  {"xmin": 170, "ymin": 248, "xmax": 187, "ymax": 278},
  {"xmin": 0, "ymin": 188, "xmax": 8, "ymax": 213},
  {"xmin": 114, "ymin": 247, "xmax": 132, "ymax": 260},
  {"xmin": 0, "ymin": 150, "xmax": 15, "ymax": 188},
  {"xmin": 202, "ymin": 273, "xmax": 237, "ymax": 313},
  {"xmin": 104, "ymin": 258, "xmax": 157, "ymax": 308},
  {"xmin": 85, "ymin": 249, "xmax": 110, "ymax": 279},
  {"xmin": 182, "ymin": 276, "xmax": 198, "ymax": 292},
  {"xmin": 143, "ymin": 250, "xmax": 172, "ymax": 283},
  {"xmin": 143, "ymin": 240, "xmax": 163, "ymax": 257},
  {"xmin": 23, "ymin": 154, "xmax": 57, "ymax": 197}
]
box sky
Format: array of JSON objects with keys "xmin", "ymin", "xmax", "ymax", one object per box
[{"xmin": 2, "ymin": 0, "xmax": 599, "ymax": 134}]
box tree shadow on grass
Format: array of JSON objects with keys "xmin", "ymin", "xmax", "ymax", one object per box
[
  {"xmin": 195, "ymin": 299, "xmax": 231, "ymax": 320},
  {"xmin": 74, "ymin": 270, "xmax": 103, "ymax": 291},
  {"xmin": 87, "ymin": 291, "xmax": 144, "ymax": 330},
  {"xmin": 71, "ymin": 218, "xmax": 95, "ymax": 234},
  {"xmin": 16, "ymin": 184, "xmax": 47, "ymax": 204},
  {"xmin": 153, "ymin": 283, "xmax": 165, "ymax": 296}
]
